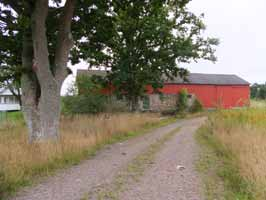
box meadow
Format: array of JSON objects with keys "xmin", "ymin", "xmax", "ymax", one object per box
[
  {"xmin": 0, "ymin": 112, "xmax": 170, "ymax": 198},
  {"xmin": 198, "ymin": 104, "xmax": 266, "ymax": 200}
]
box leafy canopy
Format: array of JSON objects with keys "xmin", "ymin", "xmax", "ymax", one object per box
[
  {"xmin": 0, "ymin": 0, "xmax": 218, "ymax": 110},
  {"xmin": 0, "ymin": 0, "xmax": 114, "ymax": 87},
  {"xmin": 75, "ymin": 0, "xmax": 219, "ymax": 107}
]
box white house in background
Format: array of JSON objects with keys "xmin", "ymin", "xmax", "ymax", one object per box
[{"xmin": 0, "ymin": 88, "xmax": 20, "ymax": 111}]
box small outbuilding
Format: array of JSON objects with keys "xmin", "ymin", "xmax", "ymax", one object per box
[
  {"xmin": 145, "ymin": 73, "xmax": 250, "ymax": 110},
  {"xmin": 0, "ymin": 88, "xmax": 21, "ymax": 111}
]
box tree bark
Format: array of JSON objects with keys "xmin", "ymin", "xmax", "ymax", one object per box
[
  {"xmin": 20, "ymin": 0, "xmax": 76, "ymax": 143},
  {"xmin": 21, "ymin": 25, "xmax": 42, "ymax": 142}
]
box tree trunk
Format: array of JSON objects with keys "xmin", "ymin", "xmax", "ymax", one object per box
[
  {"xmin": 20, "ymin": 0, "xmax": 75, "ymax": 143},
  {"xmin": 21, "ymin": 80, "xmax": 62, "ymax": 142}
]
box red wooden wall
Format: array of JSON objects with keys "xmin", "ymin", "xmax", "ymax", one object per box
[{"xmin": 146, "ymin": 84, "xmax": 250, "ymax": 109}]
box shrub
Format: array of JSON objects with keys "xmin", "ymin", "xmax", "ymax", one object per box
[
  {"xmin": 62, "ymin": 94, "xmax": 107, "ymax": 114},
  {"xmin": 176, "ymin": 89, "xmax": 188, "ymax": 113},
  {"xmin": 104, "ymin": 100, "xmax": 129, "ymax": 113},
  {"xmin": 63, "ymin": 74, "xmax": 109, "ymax": 114},
  {"xmin": 190, "ymin": 98, "xmax": 203, "ymax": 113},
  {"xmin": 161, "ymin": 109, "xmax": 177, "ymax": 116},
  {"xmin": 76, "ymin": 74, "xmax": 104, "ymax": 95}
]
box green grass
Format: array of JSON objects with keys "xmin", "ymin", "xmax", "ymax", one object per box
[
  {"xmin": 0, "ymin": 111, "xmax": 23, "ymax": 123},
  {"xmin": 7, "ymin": 112, "xmax": 23, "ymax": 120},
  {"xmin": 196, "ymin": 123, "xmax": 254, "ymax": 200}
]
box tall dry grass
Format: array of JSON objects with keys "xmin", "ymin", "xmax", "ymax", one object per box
[
  {"xmin": 0, "ymin": 113, "xmax": 160, "ymax": 197},
  {"xmin": 250, "ymin": 99, "xmax": 266, "ymax": 108},
  {"xmin": 207, "ymin": 109, "xmax": 266, "ymax": 199}
]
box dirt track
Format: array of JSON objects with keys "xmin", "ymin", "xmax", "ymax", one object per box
[
  {"xmin": 11, "ymin": 117, "xmax": 205, "ymax": 200},
  {"xmin": 118, "ymin": 117, "xmax": 206, "ymax": 200}
]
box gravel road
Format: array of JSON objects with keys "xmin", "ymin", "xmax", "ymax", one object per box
[
  {"xmin": 119, "ymin": 117, "xmax": 206, "ymax": 200},
  {"xmin": 10, "ymin": 117, "xmax": 205, "ymax": 200}
]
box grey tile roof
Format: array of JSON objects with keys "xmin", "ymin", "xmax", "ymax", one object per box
[
  {"xmin": 77, "ymin": 70, "xmax": 250, "ymax": 86},
  {"xmin": 165, "ymin": 73, "xmax": 250, "ymax": 85}
]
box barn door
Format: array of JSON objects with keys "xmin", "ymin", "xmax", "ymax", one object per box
[{"xmin": 142, "ymin": 96, "xmax": 150, "ymax": 110}]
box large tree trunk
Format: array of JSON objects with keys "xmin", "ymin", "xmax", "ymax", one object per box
[
  {"xmin": 20, "ymin": 0, "xmax": 75, "ymax": 143},
  {"xmin": 21, "ymin": 71, "xmax": 62, "ymax": 142},
  {"xmin": 21, "ymin": 21, "xmax": 62, "ymax": 142}
]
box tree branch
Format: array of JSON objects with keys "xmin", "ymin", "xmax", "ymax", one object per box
[
  {"xmin": 54, "ymin": 0, "xmax": 76, "ymax": 84},
  {"xmin": 0, "ymin": 16, "xmax": 12, "ymax": 25},
  {"xmin": 31, "ymin": 0, "xmax": 54, "ymax": 85},
  {"xmin": 1, "ymin": 0, "xmax": 22, "ymax": 14}
]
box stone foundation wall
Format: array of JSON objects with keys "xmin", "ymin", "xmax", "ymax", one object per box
[
  {"xmin": 140, "ymin": 93, "xmax": 196, "ymax": 111},
  {"xmin": 149, "ymin": 94, "xmax": 178, "ymax": 111}
]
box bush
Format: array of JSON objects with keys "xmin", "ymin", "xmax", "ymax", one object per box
[
  {"xmin": 63, "ymin": 74, "xmax": 109, "ymax": 114},
  {"xmin": 176, "ymin": 89, "xmax": 188, "ymax": 113},
  {"xmin": 190, "ymin": 98, "xmax": 203, "ymax": 113},
  {"xmin": 104, "ymin": 100, "xmax": 129, "ymax": 113},
  {"xmin": 62, "ymin": 94, "xmax": 107, "ymax": 114},
  {"xmin": 161, "ymin": 109, "xmax": 177, "ymax": 116}
]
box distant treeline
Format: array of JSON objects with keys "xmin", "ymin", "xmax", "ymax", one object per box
[{"xmin": 250, "ymin": 83, "xmax": 266, "ymax": 99}]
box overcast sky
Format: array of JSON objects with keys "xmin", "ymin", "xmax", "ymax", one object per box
[
  {"xmin": 186, "ymin": 0, "xmax": 266, "ymax": 84},
  {"xmin": 62, "ymin": 0, "xmax": 266, "ymax": 94}
]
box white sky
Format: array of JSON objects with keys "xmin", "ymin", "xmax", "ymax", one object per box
[
  {"xmin": 62, "ymin": 0, "xmax": 266, "ymax": 94},
  {"xmin": 186, "ymin": 0, "xmax": 266, "ymax": 84}
]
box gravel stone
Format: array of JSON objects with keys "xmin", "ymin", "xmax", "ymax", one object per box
[{"xmin": 118, "ymin": 117, "xmax": 206, "ymax": 200}]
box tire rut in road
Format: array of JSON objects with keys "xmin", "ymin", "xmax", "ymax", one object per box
[
  {"xmin": 85, "ymin": 127, "xmax": 181, "ymax": 200},
  {"xmin": 117, "ymin": 117, "xmax": 206, "ymax": 200}
]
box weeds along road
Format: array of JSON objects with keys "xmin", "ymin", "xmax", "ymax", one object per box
[{"xmin": 11, "ymin": 117, "xmax": 206, "ymax": 200}]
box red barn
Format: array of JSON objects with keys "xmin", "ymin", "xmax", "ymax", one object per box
[
  {"xmin": 145, "ymin": 73, "xmax": 250, "ymax": 110},
  {"xmin": 77, "ymin": 70, "xmax": 250, "ymax": 110}
]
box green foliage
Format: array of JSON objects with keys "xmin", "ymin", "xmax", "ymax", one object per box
[
  {"xmin": 176, "ymin": 89, "xmax": 188, "ymax": 113},
  {"xmin": 62, "ymin": 95, "xmax": 107, "ymax": 115},
  {"xmin": 250, "ymin": 83, "xmax": 266, "ymax": 99},
  {"xmin": 79, "ymin": 1, "xmax": 218, "ymax": 110},
  {"xmin": 161, "ymin": 109, "xmax": 177, "ymax": 116},
  {"xmin": 76, "ymin": 75, "xmax": 104, "ymax": 95},
  {"xmin": 63, "ymin": 75, "xmax": 107, "ymax": 114},
  {"xmin": 190, "ymin": 98, "xmax": 203, "ymax": 113},
  {"xmin": 0, "ymin": 0, "xmax": 114, "ymax": 93},
  {"xmin": 1, "ymin": 1, "xmax": 218, "ymax": 113}
]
